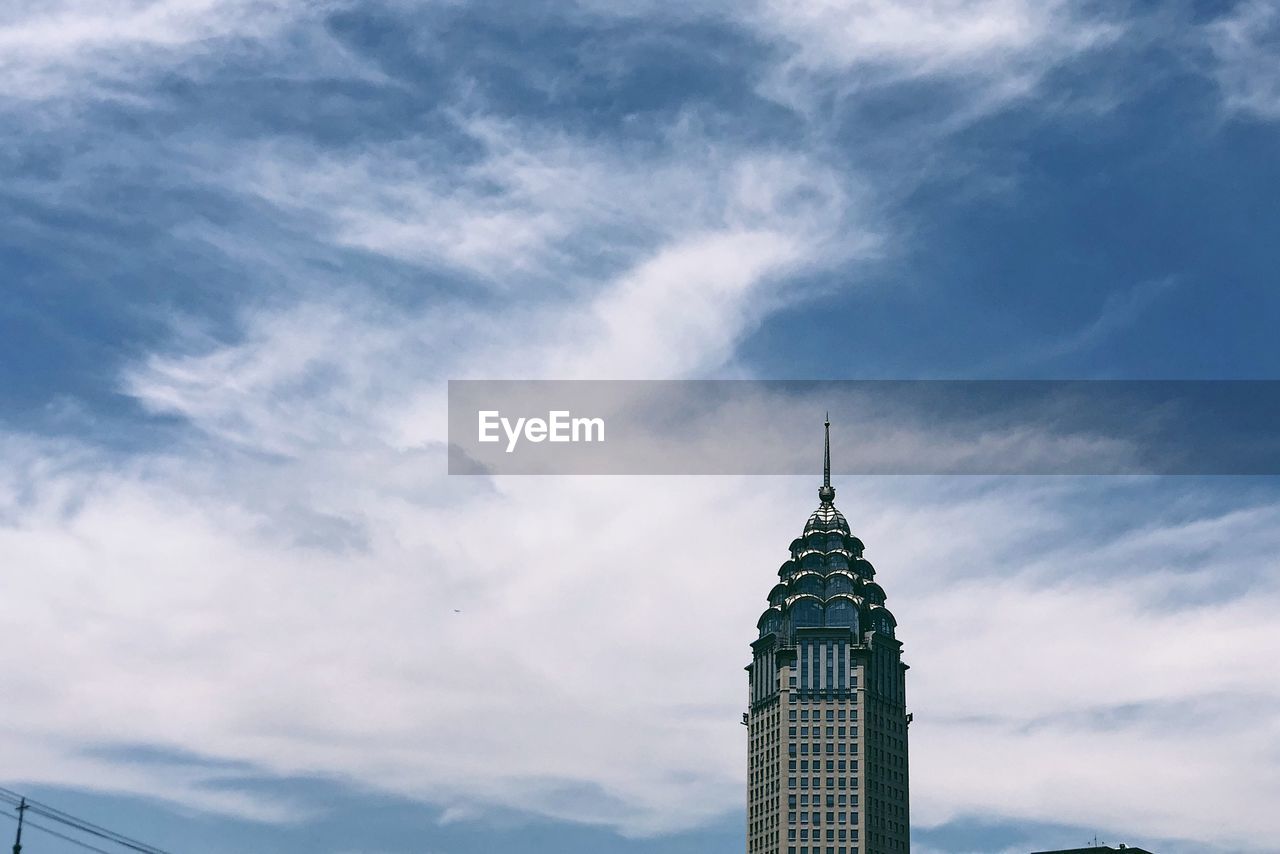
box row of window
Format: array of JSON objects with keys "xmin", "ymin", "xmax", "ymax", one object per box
[
  {"xmin": 791, "ymin": 759, "xmax": 856, "ymax": 773},
  {"xmin": 788, "ymin": 809, "xmax": 858, "ymax": 825},
  {"xmin": 791, "ymin": 725, "xmax": 857, "ymax": 737},
  {"xmin": 788, "ymin": 742, "xmax": 853, "ymax": 756},
  {"xmin": 789, "ymin": 776, "xmax": 858, "ymax": 791},
  {"xmin": 790, "ymin": 793, "xmax": 857, "ymax": 808},
  {"xmin": 789, "ymin": 827, "xmax": 858, "ymax": 842},
  {"xmin": 790, "ymin": 708, "xmax": 857, "ymax": 722}
]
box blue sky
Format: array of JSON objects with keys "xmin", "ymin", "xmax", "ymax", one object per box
[{"xmin": 3, "ymin": 1, "xmax": 1280, "ymax": 853}]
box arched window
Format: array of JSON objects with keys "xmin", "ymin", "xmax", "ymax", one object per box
[
  {"xmin": 792, "ymin": 600, "xmax": 822, "ymax": 628},
  {"xmin": 796, "ymin": 574, "xmax": 823, "ymax": 597},
  {"xmin": 826, "ymin": 574, "xmax": 853, "ymax": 596},
  {"xmin": 826, "ymin": 599, "xmax": 857, "ymax": 628}
]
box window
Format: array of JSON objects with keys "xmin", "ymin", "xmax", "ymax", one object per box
[
  {"xmin": 793, "ymin": 599, "xmax": 822, "ymax": 627},
  {"xmin": 825, "ymin": 598, "xmax": 856, "ymax": 627}
]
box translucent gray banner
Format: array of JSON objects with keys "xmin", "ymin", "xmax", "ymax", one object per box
[{"xmin": 447, "ymin": 380, "xmax": 1280, "ymax": 475}]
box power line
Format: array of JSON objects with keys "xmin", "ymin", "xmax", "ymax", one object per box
[
  {"xmin": 0, "ymin": 789, "xmax": 173, "ymax": 854},
  {"xmin": 0, "ymin": 788, "xmax": 168, "ymax": 852},
  {"xmin": 3, "ymin": 810, "xmax": 116, "ymax": 854}
]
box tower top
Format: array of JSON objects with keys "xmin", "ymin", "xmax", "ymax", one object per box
[{"xmin": 819, "ymin": 413, "xmax": 835, "ymax": 503}]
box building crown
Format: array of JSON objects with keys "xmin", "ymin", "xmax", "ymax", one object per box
[{"xmin": 754, "ymin": 417, "xmax": 898, "ymax": 643}]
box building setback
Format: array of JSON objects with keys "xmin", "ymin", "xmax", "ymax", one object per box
[
  {"xmin": 746, "ymin": 420, "xmax": 911, "ymax": 854},
  {"xmin": 1030, "ymin": 848, "xmax": 1157, "ymax": 854}
]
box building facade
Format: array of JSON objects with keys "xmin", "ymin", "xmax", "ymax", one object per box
[{"xmin": 746, "ymin": 421, "xmax": 910, "ymax": 854}]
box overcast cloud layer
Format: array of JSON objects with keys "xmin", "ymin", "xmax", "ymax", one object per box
[{"xmin": 3, "ymin": 2, "xmax": 1280, "ymax": 853}]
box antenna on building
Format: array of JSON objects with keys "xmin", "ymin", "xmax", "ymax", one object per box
[{"xmin": 819, "ymin": 413, "xmax": 835, "ymax": 503}]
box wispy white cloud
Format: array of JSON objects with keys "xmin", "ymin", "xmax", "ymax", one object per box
[
  {"xmin": 1206, "ymin": 0, "xmax": 1280, "ymax": 121},
  {"xmin": 589, "ymin": 0, "xmax": 1122, "ymax": 116},
  {"xmin": 234, "ymin": 113, "xmax": 862, "ymax": 287},
  {"xmin": 746, "ymin": 0, "xmax": 1116, "ymax": 85},
  {"xmin": 0, "ymin": 0, "xmax": 286, "ymax": 101},
  {"xmin": 4, "ymin": 435, "xmax": 1280, "ymax": 847}
]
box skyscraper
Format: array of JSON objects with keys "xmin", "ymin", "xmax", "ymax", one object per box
[{"xmin": 746, "ymin": 419, "xmax": 911, "ymax": 854}]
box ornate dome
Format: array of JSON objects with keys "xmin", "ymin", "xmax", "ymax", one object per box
[
  {"xmin": 755, "ymin": 418, "xmax": 894, "ymax": 643},
  {"xmin": 804, "ymin": 500, "xmax": 849, "ymax": 535}
]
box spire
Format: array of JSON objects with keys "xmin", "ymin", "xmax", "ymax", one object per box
[{"xmin": 819, "ymin": 413, "xmax": 835, "ymax": 503}]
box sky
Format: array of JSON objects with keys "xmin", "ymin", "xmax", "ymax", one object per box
[{"xmin": 2, "ymin": 1, "xmax": 1280, "ymax": 853}]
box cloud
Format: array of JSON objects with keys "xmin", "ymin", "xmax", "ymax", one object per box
[
  {"xmin": 709, "ymin": 0, "xmax": 1120, "ymax": 115},
  {"xmin": 1206, "ymin": 0, "xmax": 1280, "ymax": 121},
  {"xmin": 4, "ymin": 435, "xmax": 1280, "ymax": 847},
  {"xmin": 121, "ymin": 108, "xmax": 872, "ymax": 449},
  {"xmin": 747, "ymin": 0, "xmax": 1108, "ymax": 73},
  {"xmin": 0, "ymin": 0, "xmax": 293, "ymax": 102},
  {"xmin": 232, "ymin": 112, "xmax": 862, "ymax": 287},
  {"xmin": 2, "ymin": 1, "xmax": 1277, "ymax": 852}
]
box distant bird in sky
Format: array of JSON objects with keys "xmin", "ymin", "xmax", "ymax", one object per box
[{"xmin": 453, "ymin": 609, "xmax": 462, "ymax": 613}]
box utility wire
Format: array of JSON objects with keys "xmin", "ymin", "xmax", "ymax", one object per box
[
  {"xmin": 0, "ymin": 788, "xmax": 174, "ymax": 854},
  {"xmin": 0, "ymin": 787, "xmax": 168, "ymax": 852},
  {"xmin": 2, "ymin": 809, "xmax": 116, "ymax": 854}
]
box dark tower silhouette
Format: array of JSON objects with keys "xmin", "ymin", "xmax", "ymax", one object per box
[{"xmin": 746, "ymin": 419, "xmax": 911, "ymax": 854}]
